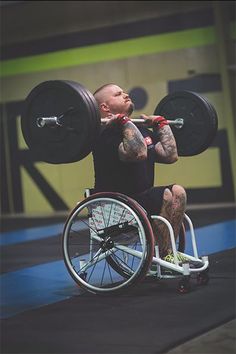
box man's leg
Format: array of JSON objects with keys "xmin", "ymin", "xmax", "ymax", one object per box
[
  {"xmin": 171, "ymin": 184, "xmax": 187, "ymax": 238},
  {"xmin": 152, "ymin": 184, "xmax": 186, "ymax": 257},
  {"xmin": 152, "ymin": 188, "xmax": 173, "ymax": 257}
]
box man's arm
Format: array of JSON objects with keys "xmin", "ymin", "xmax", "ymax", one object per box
[
  {"xmin": 103, "ymin": 114, "xmax": 147, "ymax": 162},
  {"xmin": 118, "ymin": 121, "xmax": 147, "ymax": 162},
  {"xmin": 141, "ymin": 114, "xmax": 178, "ymax": 164},
  {"xmin": 154, "ymin": 125, "xmax": 178, "ymax": 163}
]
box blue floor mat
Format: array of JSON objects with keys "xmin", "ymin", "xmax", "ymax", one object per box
[{"xmin": 1, "ymin": 219, "xmax": 235, "ymax": 319}]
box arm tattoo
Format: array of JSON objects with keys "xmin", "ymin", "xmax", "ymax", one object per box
[
  {"xmin": 154, "ymin": 126, "xmax": 178, "ymax": 163},
  {"xmin": 119, "ymin": 121, "xmax": 147, "ymax": 161}
]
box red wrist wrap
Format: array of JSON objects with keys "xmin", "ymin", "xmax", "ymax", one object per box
[
  {"xmin": 153, "ymin": 115, "xmax": 168, "ymax": 129},
  {"xmin": 116, "ymin": 114, "xmax": 131, "ymax": 126}
]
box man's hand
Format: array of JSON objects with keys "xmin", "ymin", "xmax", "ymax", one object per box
[
  {"xmin": 139, "ymin": 114, "xmax": 177, "ymax": 163},
  {"xmin": 103, "ymin": 113, "xmax": 131, "ymax": 126},
  {"xmin": 102, "ymin": 113, "xmax": 118, "ymax": 126},
  {"xmin": 140, "ymin": 114, "xmax": 168, "ymax": 129}
]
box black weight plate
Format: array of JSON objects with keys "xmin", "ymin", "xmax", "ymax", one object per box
[
  {"xmin": 197, "ymin": 94, "xmax": 218, "ymax": 147},
  {"xmin": 179, "ymin": 92, "xmax": 218, "ymax": 155},
  {"xmin": 83, "ymin": 88, "xmax": 101, "ymax": 141},
  {"xmin": 21, "ymin": 80, "xmax": 99, "ymax": 164},
  {"xmin": 66, "ymin": 81, "xmax": 100, "ymax": 157},
  {"xmin": 64, "ymin": 82, "xmax": 97, "ymax": 161},
  {"xmin": 154, "ymin": 91, "xmax": 218, "ymax": 156}
]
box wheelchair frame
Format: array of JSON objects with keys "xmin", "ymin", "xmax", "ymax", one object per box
[
  {"xmin": 62, "ymin": 190, "xmax": 209, "ymax": 295},
  {"xmin": 150, "ymin": 214, "xmax": 209, "ymax": 278}
]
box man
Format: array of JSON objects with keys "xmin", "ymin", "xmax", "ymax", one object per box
[{"xmin": 92, "ymin": 83, "xmax": 187, "ymax": 262}]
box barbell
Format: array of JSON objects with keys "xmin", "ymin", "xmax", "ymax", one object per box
[
  {"xmin": 21, "ymin": 80, "xmax": 218, "ymax": 164},
  {"xmin": 37, "ymin": 115, "xmax": 184, "ymax": 129}
]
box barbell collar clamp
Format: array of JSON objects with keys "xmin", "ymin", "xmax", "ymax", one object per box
[
  {"xmin": 36, "ymin": 106, "xmax": 78, "ymax": 128},
  {"xmin": 152, "ymin": 117, "xmax": 184, "ymax": 129},
  {"xmin": 171, "ymin": 118, "xmax": 184, "ymax": 129},
  {"xmin": 36, "ymin": 116, "xmax": 62, "ymax": 128}
]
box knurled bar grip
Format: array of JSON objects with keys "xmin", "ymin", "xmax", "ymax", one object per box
[{"xmin": 101, "ymin": 117, "xmax": 184, "ymax": 129}]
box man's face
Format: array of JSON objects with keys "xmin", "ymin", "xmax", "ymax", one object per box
[{"xmin": 101, "ymin": 85, "xmax": 134, "ymax": 116}]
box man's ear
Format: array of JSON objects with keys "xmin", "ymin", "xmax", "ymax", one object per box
[{"xmin": 100, "ymin": 103, "xmax": 110, "ymax": 113}]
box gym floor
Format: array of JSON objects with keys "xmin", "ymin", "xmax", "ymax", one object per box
[{"xmin": 1, "ymin": 206, "xmax": 235, "ymax": 354}]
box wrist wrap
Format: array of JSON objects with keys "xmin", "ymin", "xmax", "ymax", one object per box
[
  {"xmin": 116, "ymin": 114, "xmax": 131, "ymax": 126},
  {"xmin": 153, "ymin": 115, "xmax": 168, "ymax": 129}
]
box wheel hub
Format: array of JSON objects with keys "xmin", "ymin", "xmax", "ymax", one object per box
[{"xmin": 101, "ymin": 237, "xmax": 114, "ymax": 252}]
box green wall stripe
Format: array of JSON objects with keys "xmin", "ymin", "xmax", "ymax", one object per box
[{"xmin": 0, "ymin": 25, "xmax": 235, "ymax": 78}]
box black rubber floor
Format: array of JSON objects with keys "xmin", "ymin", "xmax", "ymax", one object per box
[
  {"xmin": 0, "ymin": 250, "xmax": 235, "ymax": 353},
  {"xmin": 1, "ymin": 207, "xmax": 235, "ymax": 354}
]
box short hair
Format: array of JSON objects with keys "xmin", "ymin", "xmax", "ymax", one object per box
[
  {"xmin": 93, "ymin": 83, "xmax": 115, "ymax": 96},
  {"xmin": 93, "ymin": 83, "xmax": 116, "ymax": 104}
]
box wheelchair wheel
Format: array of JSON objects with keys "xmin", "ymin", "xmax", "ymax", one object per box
[{"xmin": 62, "ymin": 192, "xmax": 155, "ymax": 294}]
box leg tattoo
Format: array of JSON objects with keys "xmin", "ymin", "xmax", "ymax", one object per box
[
  {"xmin": 171, "ymin": 185, "xmax": 187, "ymax": 239},
  {"xmin": 152, "ymin": 188, "xmax": 173, "ymax": 257},
  {"xmin": 151, "ymin": 185, "xmax": 187, "ymax": 258}
]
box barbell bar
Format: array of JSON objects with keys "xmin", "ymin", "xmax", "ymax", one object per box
[
  {"xmin": 101, "ymin": 117, "xmax": 184, "ymax": 129},
  {"xmin": 36, "ymin": 115, "xmax": 184, "ymax": 129},
  {"xmin": 21, "ymin": 80, "xmax": 218, "ymax": 164}
]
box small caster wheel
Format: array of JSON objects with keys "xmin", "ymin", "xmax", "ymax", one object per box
[
  {"xmin": 197, "ymin": 269, "xmax": 209, "ymax": 286},
  {"xmin": 178, "ymin": 277, "xmax": 191, "ymax": 294}
]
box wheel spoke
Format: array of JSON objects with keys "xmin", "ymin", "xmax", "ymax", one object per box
[
  {"xmin": 99, "ymin": 201, "xmax": 108, "ymax": 228},
  {"xmin": 110, "ymin": 251, "xmax": 134, "ymax": 273},
  {"xmin": 100, "ymin": 259, "xmax": 107, "ymax": 286},
  {"xmin": 79, "ymin": 248, "xmax": 103, "ymax": 273},
  {"xmin": 107, "ymin": 262, "xmax": 114, "ymax": 283},
  {"xmin": 106, "ymin": 202, "xmax": 114, "ymax": 228}
]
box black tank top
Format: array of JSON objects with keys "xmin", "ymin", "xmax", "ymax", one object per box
[{"xmin": 92, "ymin": 125, "xmax": 158, "ymax": 195}]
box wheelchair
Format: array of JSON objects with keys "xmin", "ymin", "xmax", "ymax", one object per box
[{"xmin": 62, "ymin": 190, "xmax": 209, "ymax": 295}]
